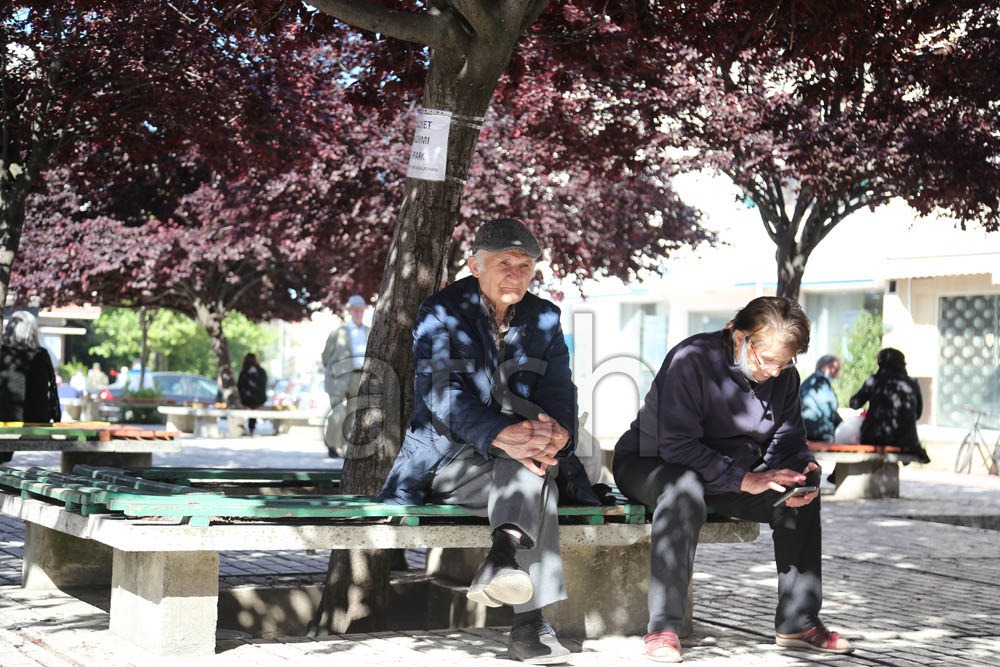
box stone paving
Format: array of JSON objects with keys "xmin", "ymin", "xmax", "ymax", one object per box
[{"xmin": 1, "ymin": 430, "xmax": 998, "ymax": 666}]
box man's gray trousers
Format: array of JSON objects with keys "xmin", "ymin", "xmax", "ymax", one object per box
[{"xmin": 429, "ymin": 444, "xmax": 567, "ymax": 612}]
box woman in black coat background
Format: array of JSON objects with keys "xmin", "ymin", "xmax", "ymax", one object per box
[
  {"xmin": 237, "ymin": 352, "xmax": 268, "ymax": 436},
  {"xmin": 850, "ymin": 347, "xmax": 931, "ymax": 463},
  {"xmin": 0, "ymin": 311, "xmax": 61, "ymax": 462}
]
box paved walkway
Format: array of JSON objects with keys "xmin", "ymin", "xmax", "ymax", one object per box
[{"xmin": 1, "ymin": 430, "xmax": 999, "ymax": 666}]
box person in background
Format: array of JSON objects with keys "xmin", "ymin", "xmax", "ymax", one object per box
[
  {"xmin": 69, "ymin": 368, "xmax": 87, "ymax": 395},
  {"xmin": 849, "ymin": 347, "xmax": 931, "ymax": 463},
  {"xmin": 55, "ymin": 373, "xmax": 83, "ymax": 421},
  {"xmin": 86, "ymin": 362, "xmax": 109, "ymax": 393},
  {"xmin": 800, "ymin": 354, "xmax": 843, "ymax": 442},
  {"xmin": 0, "ymin": 311, "xmax": 61, "ymax": 462},
  {"xmin": 237, "ymin": 353, "xmax": 268, "ymax": 436},
  {"xmin": 613, "ymin": 296, "xmax": 853, "ymax": 662},
  {"xmin": 321, "ymin": 294, "xmax": 369, "ymax": 457},
  {"xmin": 56, "ymin": 373, "xmax": 81, "ymax": 400}
]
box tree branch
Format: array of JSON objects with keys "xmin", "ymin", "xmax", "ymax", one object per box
[
  {"xmin": 509, "ymin": 0, "xmax": 551, "ymax": 34},
  {"xmin": 732, "ymin": 173, "xmax": 780, "ymax": 242},
  {"xmin": 224, "ymin": 269, "xmax": 266, "ymax": 308},
  {"xmin": 309, "ymin": 0, "xmax": 471, "ymax": 51},
  {"xmin": 449, "ymin": 0, "xmax": 492, "ymax": 38}
]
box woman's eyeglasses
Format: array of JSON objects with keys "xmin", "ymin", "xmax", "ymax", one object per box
[{"xmin": 747, "ymin": 338, "xmax": 797, "ymax": 372}]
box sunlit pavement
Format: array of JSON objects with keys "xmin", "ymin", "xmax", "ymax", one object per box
[{"xmin": 1, "ymin": 430, "xmax": 998, "ymax": 666}]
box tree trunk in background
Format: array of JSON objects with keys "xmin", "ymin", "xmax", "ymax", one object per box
[
  {"xmin": 138, "ymin": 307, "xmax": 151, "ymax": 388},
  {"xmin": 193, "ymin": 299, "xmax": 239, "ymax": 407},
  {"xmin": 0, "ymin": 181, "xmax": 30, "ymax": 313},
  {"xmin": 775, "ymin": 244, "xmax": 808, "ymax": 302}
]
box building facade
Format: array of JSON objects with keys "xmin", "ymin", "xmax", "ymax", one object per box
[{"xmin": 555, "ymin": 183, "xmax": 1000, "ymax": 443}]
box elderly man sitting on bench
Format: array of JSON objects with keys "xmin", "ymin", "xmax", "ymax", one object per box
[{"xmin": 380, "ymin": 217, "xmax": 598, "ymax": 665}]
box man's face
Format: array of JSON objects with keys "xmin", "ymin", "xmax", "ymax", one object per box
[
  {"xmin": 348, "ymin": 306, "xmax": 365, "ymax": 326},
  {"xmin": 825, "ymin": 361, "xmax": 841, "ymax": 379},
  {"xmin": 469, "ymin": 250, "xmax": 535, "ymax": 309}
]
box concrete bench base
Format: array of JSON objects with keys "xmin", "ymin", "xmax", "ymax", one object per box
[
  {"xmin": 824, "ymin": 456, "xmax": 901, "ymax": 499},
  {"xmin": 6, "ymin": 494, "xmax": 758, "ymax": 655},
  {"xmin": 20, "ymin": 524, "xmax": 216, "ymax": 656},
  {"xmin": 112, "ymin": 550, "xmax": 220, "ymax": 656},
  {"xmin": 809, "ymin": 443, "xmax": 919, "ymax": 499}
]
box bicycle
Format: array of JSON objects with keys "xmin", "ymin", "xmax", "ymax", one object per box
[{"xmin": 954, "ymin": 408, "xmax": 1000, "ymax": 475}]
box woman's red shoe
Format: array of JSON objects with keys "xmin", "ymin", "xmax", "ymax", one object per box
[
  {"xmin": 776, "ymin": 621, "xmax": 854, "ymax": 654},
  {"xmin": 643, "ymin": 630, "xmax": 683, "ymax": 662}
]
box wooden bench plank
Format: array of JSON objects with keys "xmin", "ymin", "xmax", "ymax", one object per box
[
  {"xmin": 0, "ymin": 426, "xmax": 101, "ymax": 441},
  {"xmin": 118, "ymin": 466, "xmax": 344, "ymax": 487},
  {"xmin": 2, "ymin": 465, "xmax": 216, "ymax": 496},
  {"xmin": 60, "ymin": 466, "xmax": 216, "ymax": 495},
  {"xmin": 0, "ymin": 470, "xmax": 102, "ymax": 512},
  {"xmin": 114, "ymin": 467, "xmax": 649, "ymax": 524},
  {"xmin": 124, "ymin": 467, "xmax": 343, "ymax": 481},
  {"xmin": 0, "ymin": 466, "xmax": 225, "ymax": 518},
  {"xmin": 3, "ymin": 465, "xmax": 649, "ymax": 528},
  {"xmin": 0, "ymin": 425, "xmax": 178, "ymax": 442},
  {"xmin": 807, "ymin": 441, "xmax": 918, "ymax": 499}
]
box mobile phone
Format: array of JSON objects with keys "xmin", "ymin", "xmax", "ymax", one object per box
[{"xmin": 773, "ymin": 485, "xmax": 818, "ymax": 507}]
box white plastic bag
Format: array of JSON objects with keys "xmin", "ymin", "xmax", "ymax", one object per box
[{"xmin": 834, "ymin": 413, "xmax": 863, "ymax": 444}]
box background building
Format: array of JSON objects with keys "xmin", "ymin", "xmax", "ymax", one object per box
[{"xmin": 556, "ymin": 176, "xmax": 1000, "ymax": 444}]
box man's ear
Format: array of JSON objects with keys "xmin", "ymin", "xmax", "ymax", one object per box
[{"xmin": 467, "ymin": 255, "xmax": 481, "ymax": 277}]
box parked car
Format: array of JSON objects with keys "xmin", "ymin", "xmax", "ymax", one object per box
[
  {"xmin": 266, "ymin": 377, "xmax": 302, "ymax": 409},
  {"xmin": 96, "ymin": 371, "xmax": 221, "ymax": 421},
  {"xmin": 295, "ymin": 374, "xmax": 329, "ymax": 411},
  {"xmin": 266, "ymin": 374, "xmax": 327, "ymax": 410}
]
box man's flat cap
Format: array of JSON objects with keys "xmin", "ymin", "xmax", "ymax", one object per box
[
  {"xmin": 471, "ymin": 218, "xmax": 541, "ymax": 260},
  {"xmin": 346, "ymin": 294, "xmax": 366, "ymax": 308}
]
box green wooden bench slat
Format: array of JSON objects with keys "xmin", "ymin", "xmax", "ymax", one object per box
[
  {"xmin": 110, "ymin": 496, "xmax": 477, "ymax": 519},
  {"xmin": 27, "ymin": 467, "xmax": 214, "ymax": 496},
  {"xmin": 0, "ymin": 475, "xmax": 109, "ymax": 514},
  {"xmin": 0, "ymin": 426, "xmax": 100, "ymax": 441},
  {"xmin": 116, "ymin": 466, "xmax": 343, "ymax": 489},
  {"xmin": 71, "ymin": 465, "xmax": 220, "ymax": 495},
  {"xmin": 120, "ymin": 467, "xmax": 343, "ymax": 482},
  {"xmin": 6, "ymin": 479, "xmax": 647, "ymax": 526},
  {"xmin": 104, "ymin": 498, "xmax": 649, "ymax": 524},
  {"xmin": 1, "ymin": 467, "xmax": 473, "ymax": 521},
  {"xmin": 2, "ymin": 465, "xmax": 652, "ymax": 528},
  {"xmin": 0, "ymin": 467, "xmax": 227, "ymax": 517}
]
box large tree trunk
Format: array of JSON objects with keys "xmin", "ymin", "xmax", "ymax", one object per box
[
  {"xmin": 311, "ymin": 2, "xmax": 547, "ymax": 635},
  {"xmin": 137, "ymin": 307, "xmax": 154, "ymax": 387},
  {"xmin": 0, "ymin": 95, "xmax": 57, "ymax": 314},
  {"xmin": 775, "ymin": 243, "xmax": 808, "ymax": 301}
]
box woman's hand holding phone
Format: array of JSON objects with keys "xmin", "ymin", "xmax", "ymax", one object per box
[
  {"xmin": 742, "ymin": 462, "xmax": 821, "ymax": 507},
  {"xmin": 773, "ymin": 485, "xmax": 819, "ymax": 506}
]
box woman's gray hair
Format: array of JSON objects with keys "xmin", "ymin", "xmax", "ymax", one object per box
[
  {"xmin": 724, "ymin": 296, "xmax": 811, "ymax": 355},
  {"xmin": 2, "ymin": 310, "xmax": 41, "ymax": 350}
]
